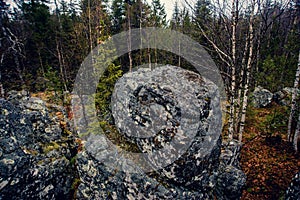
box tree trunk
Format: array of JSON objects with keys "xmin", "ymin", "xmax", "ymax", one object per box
[
  {"xmin": 235, "ymin": 33, "xmax": 249, "ymax": 132},
  {"xmin": 56, "ymin": 38, "xmax": 68, "ymax": 92},
  {"xmin": 0, "ymin": 69, "xmax": 4, "ymax": 98},
  {"xmin": 54, "ymin": 0, "xmax": 68, "ymax": 93},
  {"xmin": 88, "ymin": 0, "xmax": 93, "ymax": 53},
  {"xmin": 228, "ymin": 0, "xmax": 238, "ymax": 140},
  {"xmin": 239, "ymin": 3, "xmax": 255, "ymax": 141},
  {"xmin": 294, "ymin": 112, "xmax": 300, "ymax": 152},
  {"xmin": 127, "ymin": 3, "xmax": 133, "ymax": 72},
  {"xmin": 288, "ymin": 51, "xmax": 300, "ymax": 143}
]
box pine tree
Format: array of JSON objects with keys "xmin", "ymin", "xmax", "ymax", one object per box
[
  {"xmin": 170, "ymin": 2, "xmax": 181, "ymax": 30},
  {"xmin": 111, "ymin": 0, "xmax": 126, "ymax": 34},
  {"xmin": 20, "ymin": 0, "xmax": 55, "ymax": 90},
  {"xmin": 151, "ymin": 0, "xmax": 167, "ymax": 27}
]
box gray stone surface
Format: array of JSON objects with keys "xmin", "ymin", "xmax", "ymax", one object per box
[
  {"xmin": 76, "ymin": 66, "xmax": 245, "ymax": 199},
  {"xmin": 0, "ymin": 91, "xmax": 78, "ymax": 200},
  {"xmin": 273, "ymin": 87, "xmax": 300, "ymax": 106},
  {"xmin": 251, "ymin": 86, "xmax": 273, "ymax": 108},
  {"xmin": 0, "ymin": 67, "xmax": 246, "ymax": 199},
  {"xmin": 286, "ymin": 171, "xmax": 300, "ymax": 200},
  {"xmin": 216, "ymin": 140, "xmax": 247, "ymax": 200}
]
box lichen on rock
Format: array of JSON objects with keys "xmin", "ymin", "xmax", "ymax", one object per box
[
  {"xmin": 0, "ymin": 91, "xmax": 78, "ymax": 199},
  {"xmin": 76, "ymin": 65, "xmax": 246, "ymax": 199}
]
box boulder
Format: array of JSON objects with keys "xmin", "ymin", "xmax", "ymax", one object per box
[
  {"xmin": 0, "ymin": 91, "xmax": 78, "ymax": 199},
  {"xmin": 76, "ymin": 66, "xmax": 245, "ymax": 199},
  {"xmin": 251, "ymin": 86, "xmax": 273, "ymax": 108},
  {"xmin": 273, "ymin": 87, "xmax": 300, "ymax": 106},
  {"xmin": 285, "ymin": 171, "xmax": 300, "ymax": 200}
]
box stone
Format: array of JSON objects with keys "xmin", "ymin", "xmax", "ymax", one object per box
[
  {"xmin": 273, "ymin": 87, "xmax": 300, "ymax": 106},
  {"xmin": 286, "ymin": 171, "xmax": 300, "ymax": 200},
  {"xmin": 215, "ymin": 140, "xmax": 246, "ymax": 200},
  {"xmin": 0, "ymin": 66, "xmax": 247, "ymax": 199},
  {"xmin": 0, "ymin": 93, "xmax": 78, "ymax": 199},
  {"xmin": 251, "ymin": 86, "xmax": 273, "ymax": 108},
  {"xmin": 76, "ymin": 66, "xmax": 245, "ymax": 199}
]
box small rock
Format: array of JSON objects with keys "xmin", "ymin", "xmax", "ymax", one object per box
[
  {"xmin": 286, "ymin": 171, "xmax": 300, "ymax": 200},
  {"xmin": 273, "ymin": 87, "xmax": 300, "ymax": 106},
  {"xmin": 251, "ymin": 86, "xmax": 273, "ymax": 108}
]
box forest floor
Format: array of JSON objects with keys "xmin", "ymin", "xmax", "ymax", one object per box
[{"xmin": 240, "ymin": 103, "xmax": 300, "ymax": 200}]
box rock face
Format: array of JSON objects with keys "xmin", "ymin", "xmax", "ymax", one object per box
[
  {"xmin": 0, "ymin": 91, "xmax": 77, "ymax": 199},
  {"xmin": 76, "ymin": 66, "xmax": 246, "ymax": 199},
  {"xmin": 286, "ymin": 171, "xmax": 300, "ymax": 200},
  {"xmin": 251, "ymin": 86, "xmax": 273, "ymax": 108}
]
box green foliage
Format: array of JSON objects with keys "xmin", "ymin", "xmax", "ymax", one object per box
[
  {"xmin": 69, "ymin": 156, "xmax": 77, "ymax": 166},
  {"xmin": 111, "ymin": 0, "xmax": 126, "ymax": 33},
  {"xmin": 256, "ymin": 55, "xmax": 296, "ymax": 92},
  {"xmin": 95, "ymin": 64, "xmax": 122, "ymax": 120},
  {"xmin": 259, "ymin": 106, "xmax": 289, "ymax": 137},
  {"xmin": 44, "ymin": 65, "xmax": 62, "ymax": 91},
  {"xmin": 194, "ymin": 0, "xmax": 212, "ymax": 27},
  {"xmin": 151, "ymin": 0, "xmax": 167, "ymax": 27}
]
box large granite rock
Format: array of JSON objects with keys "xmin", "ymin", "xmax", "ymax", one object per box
[
  {"xmin": 0, "ymin": 66, "xmax": 246, "ymax": 199},
  {"xmin": 251, "ymin": 86, "xmax": 273, "ymax": 108},
  {"xmin": 76, "ymin": 66, "xmax": 245, "ymax": 199},
  {"xmin": 286, "ymin": 171, "xmax": 300, "ymax": 200},
  {"xmin": 0, "ymin": 91, "xmax": 78, "ymax": 199}
]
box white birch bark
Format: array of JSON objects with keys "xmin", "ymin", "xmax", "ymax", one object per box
[
  {"xmin": 288, "ymin": 51, "xmax": 300, "ymax": 142},
  {"xmin": 238, "ymin": 2, "xmax": 255, "ymax": 141},
  {"xmin": 294, "ymin": 112, "xmax": 300, "ymax": 152},
  {"xmin": 0, "ymin": 70, "xmax": 4, "ymax": 98},
  {"xmin": 127, "ymin": 3, "xmax": 133, "ymax": 72},
  {"xmin": 228, "ymin": 0, "xmax": 238, "ymax": 140},
  {"xmin": 235, "ymin": 33, "xmax": 249, "ymax": 132}
]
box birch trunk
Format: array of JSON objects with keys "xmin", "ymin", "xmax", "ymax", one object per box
[
  {"xmin": 56, "ymin": 39, "xmax": 68, "ymax": 92},
  {"xmin": 294, "ymin": 112, "xmax": 300, "ymax": 152},
  {"xmin": 228, "ymin": 0, "xmax": 238, "ymax": 140},
  {"xmin": 139, "ymin": 0, "xmax": 143, "ymax": 65},
  {"xmin": 0, "ymin": 70, "xmax": 4, "ymax": 98},
  {"xmin": 235, "ymin": 33, "xmax": 249, "ymax": 132},
  {"xmin": 127, "ymin": 3, "xmax": 133, "ymax": 72},
  {"xmin": 288, "ymin": 51, "xmax": 300, "ymax": 142},
  {"xmin": 88, "ymin": 0, "xmax": 93, "ymax": 53},
  {"xmin": 239, "ymin": 3, "xmax": 255, "ymax": 141}
]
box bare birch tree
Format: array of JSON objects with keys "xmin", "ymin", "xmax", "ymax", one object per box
[
  {"xmin": 294, "ymin": 103, "xmax": 300, "ymax": 152},
  {"xmin": 288, "ymin": 51, "xmax": 300, "ymax": 149},
  {"xmin": 126, "ymin": 0, "xmax": 133, "ymax": 72},
  {"xmin": 238, "ymin": 0, "xmax": 256, "ymax": 140},
  {"xmin": 228, "ymin": 0, "xmax": 239, "ymax": 140}
]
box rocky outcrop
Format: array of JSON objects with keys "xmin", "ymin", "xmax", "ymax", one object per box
[
  {"xmin": 0, "ymin": 66, "xmax": 246, "ymax": 199},
  {"xmin": 251, "ymin": 86, "xmax": 273, "ymax": 108},
  {"xmin": 76, "ymin": 66, "xmax": 246, "ymax": 199},
  {"xmin": 286, "ymin": 171, "xmax": 300, "ymax": 200},
  {"xmin": 0, "ymin": 91, "xmax": 78, "ymax": 199}
]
